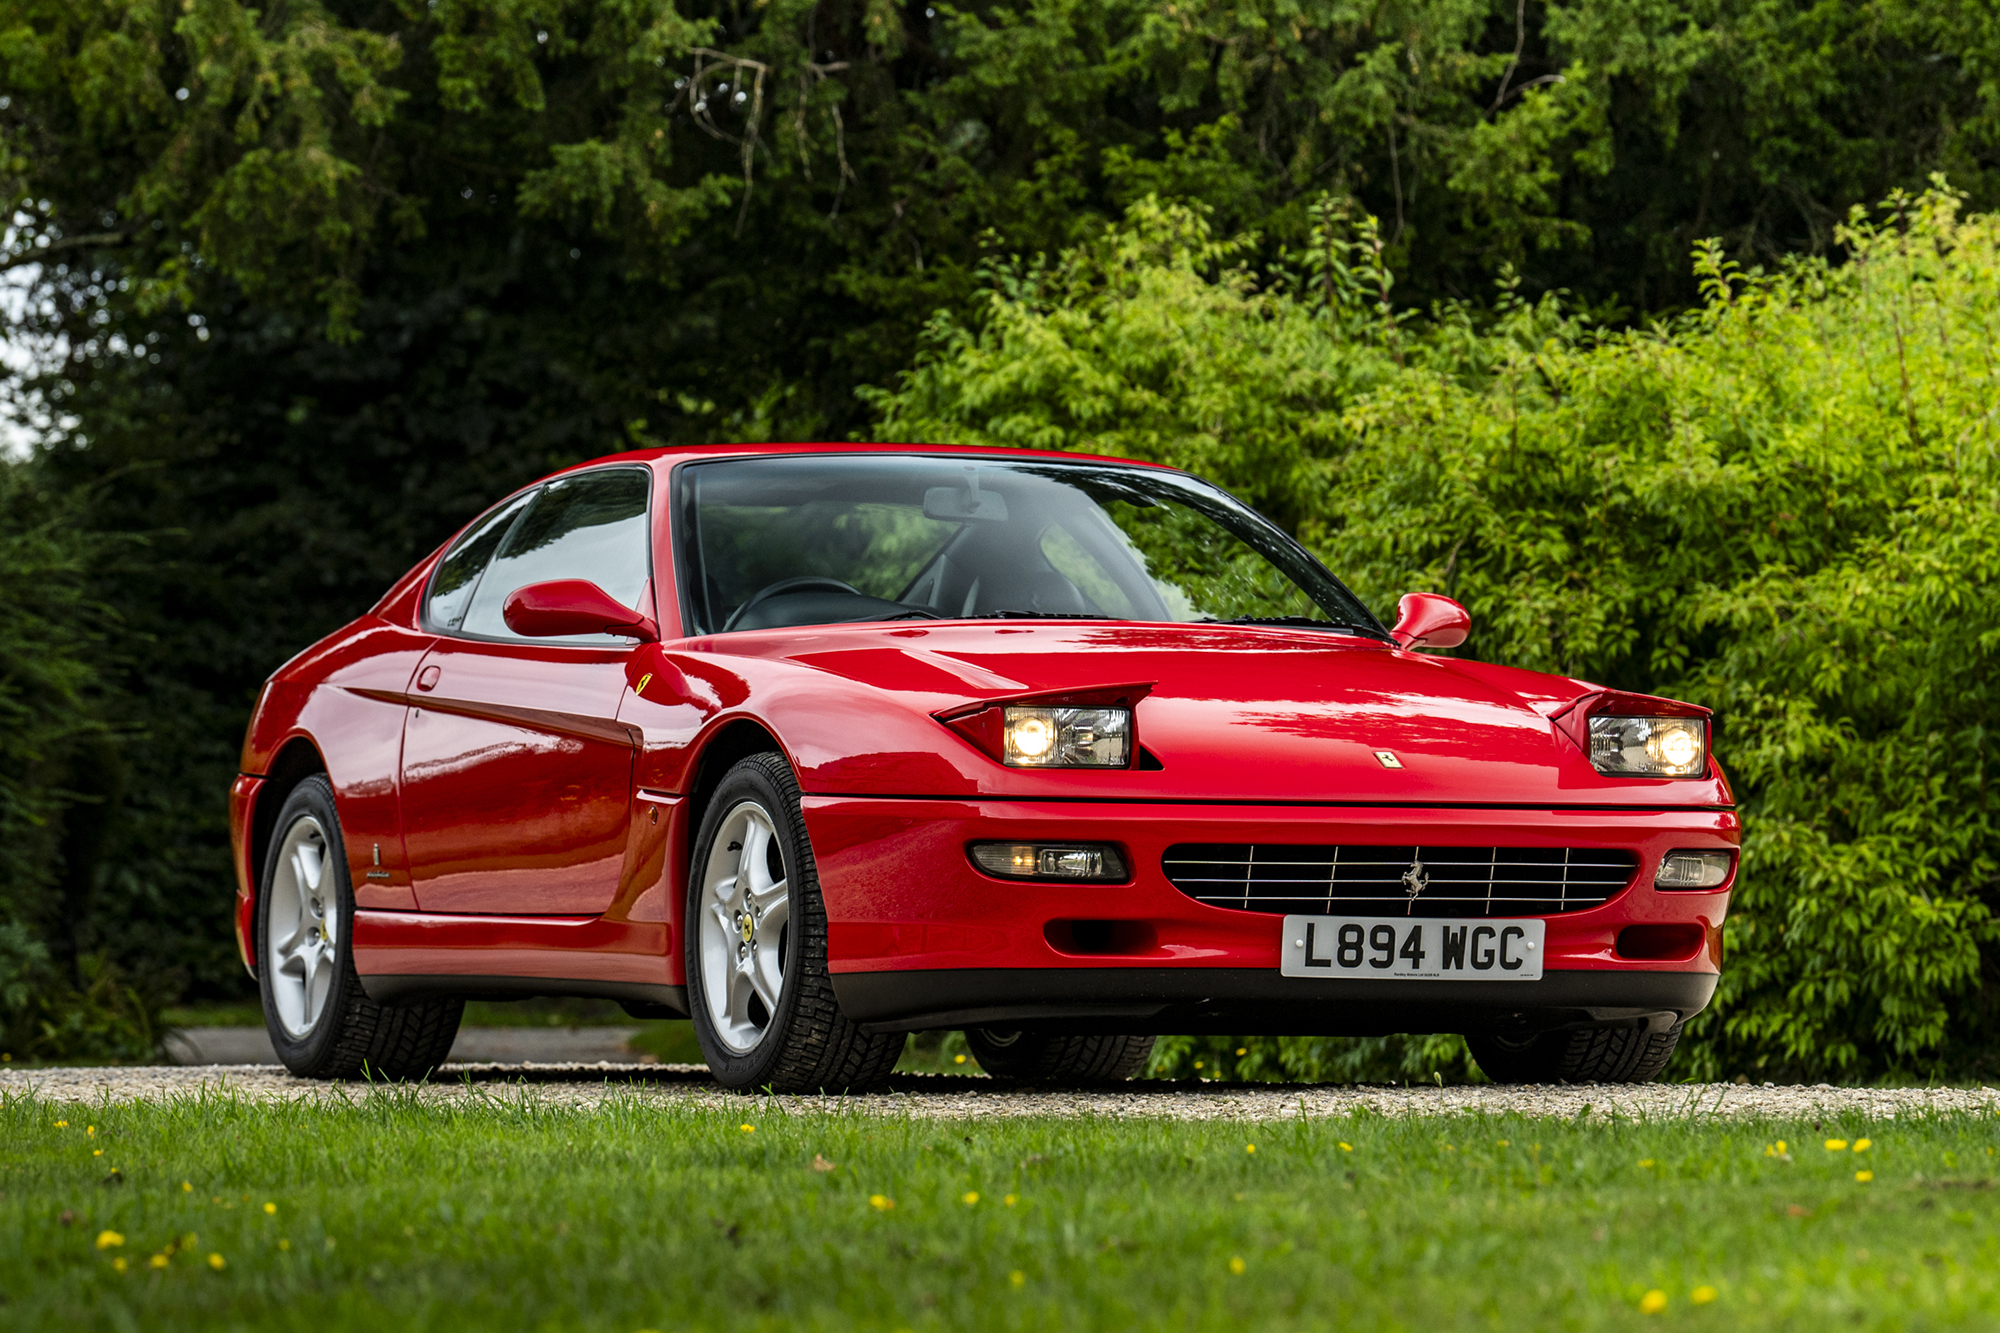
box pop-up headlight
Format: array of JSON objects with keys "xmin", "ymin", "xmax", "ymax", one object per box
[
  {"xmin": 1001, "ymin": 706, "xmax": 1129, "ymax": 768},
  {"xmin": 1588, "ymin": 714, "xmax": 1708, "ymax": 778},
  {"xmin": 936, "ymin": 685, "xmax": 1151, "ymax": 771}
]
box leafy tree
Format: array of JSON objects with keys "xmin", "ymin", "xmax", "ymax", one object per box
[
  {"xmin": 5, "ymin": 0, "xmax": 2000, "ymax": 1029},
  {"xmin": 871, "ymin": 183, "xmax": 2000, "ymax": 1082}
]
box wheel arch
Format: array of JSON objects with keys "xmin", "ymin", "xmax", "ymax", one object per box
[
  {"xmin": 250, "ymin": 737, "xmax": 330, "ymax": 905},
  {"xmin": 681, "ymin": 717, "xmax": 792, "ymax": 874}
]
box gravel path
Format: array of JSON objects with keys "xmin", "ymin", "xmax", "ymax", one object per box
[{"xmin": 5, "ymin": 1064, "xmax": 1997, "ymax": 1122}]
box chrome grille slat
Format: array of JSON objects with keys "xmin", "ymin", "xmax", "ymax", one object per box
[{"xmin": 1161, "ymin": 843, "xmax": 1638, "ymax": 918}]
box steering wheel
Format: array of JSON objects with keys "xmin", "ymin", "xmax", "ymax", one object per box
[{"xmin": 722, "ymin": 576, "xmax": 863, "ymax": 631}]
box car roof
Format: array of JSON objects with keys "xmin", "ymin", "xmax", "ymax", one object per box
[{"xmin": 541, "ymin": 440, "xmax": 1189, "ymax": 482}]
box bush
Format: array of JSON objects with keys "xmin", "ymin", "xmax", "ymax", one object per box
[
  {"xmin": 0, "ymin": 461, "xmax": 157, "ymax": 1061},
  {"xmin": 871, "ymin": 182, "xmax": 2000, "ymax": 1083}
]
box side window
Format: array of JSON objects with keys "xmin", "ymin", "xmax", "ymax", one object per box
[
  {"xmin": 426, "ymin": 491, "xmax": 537, "ymax": 631},
  {"xmin": 459, "ymin": 468, "xmax": 653, "ymax": 643}
]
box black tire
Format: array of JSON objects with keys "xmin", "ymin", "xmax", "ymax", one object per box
[
  {"xmin": 685, "ymin": 753, "xmax": 905, "ymax": 1092},
  {"xmin": 966, "ymin": 1029, "xmax": 1156, "ymax": 1083},
  {"xmin": 256, "ymin": 775, "xmax": 463, "ymax": 1080},
  {"xmin": 1467, "ymin": 1022, "xmax": 1683, "ymax": 1085}
]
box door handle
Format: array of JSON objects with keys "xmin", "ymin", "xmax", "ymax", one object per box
[{"xmin": 416, "ymin": 665, "xmax": 440, "ymax": 692}]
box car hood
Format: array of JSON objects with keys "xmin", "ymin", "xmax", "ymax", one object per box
[{"xmin": 699, "ymin": 621, "xmax": 1728, "ymax": 807}]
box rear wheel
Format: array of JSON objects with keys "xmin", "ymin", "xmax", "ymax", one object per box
[
  {"xmin": 966, "ymin": 1029, "xmax": 1156, "ymax": 1084},
  {"xmin": 686, "ymin": 753, "xmax": 904, "ymax": 1092},
  {"xmin": 1467, "ymin": 1022, "xmax": 1683, "ymax": 1084},
  {"xmin": 257, "ymin": 775, "xmax": 463, "ymax": 1079}
]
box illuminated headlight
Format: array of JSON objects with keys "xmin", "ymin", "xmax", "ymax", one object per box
[
  {"xmin": 1655, "ymin": 850, "xmax": 1734, "ymax": 889},
  {"xmin": 970, "ymin": 842, "xmax": 1129, "ymax": 882},
  {"xmin": 1002, "ymin": 706, "xmax": 1130, "ymax": 768},
  {"xmin": 1588, "ymin": 715, "xmax": 1707, "ymax": 778}
]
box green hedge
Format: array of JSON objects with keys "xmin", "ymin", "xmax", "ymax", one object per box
[{"xmin": 871, "ymin": 184, "xmax": 2000, "ymax": 1083}]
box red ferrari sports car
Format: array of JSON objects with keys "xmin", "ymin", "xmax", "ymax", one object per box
[{"xmin": 230, "ymin": 444, "xmax": 1734, "ymax": 1089}]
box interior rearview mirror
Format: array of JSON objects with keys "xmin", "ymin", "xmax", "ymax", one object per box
[{"xmin": 923, "ymin": 484, "xmax": 1009, "ymax": 523}]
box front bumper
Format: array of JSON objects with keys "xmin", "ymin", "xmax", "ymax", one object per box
[
  {"xmin": 804, "ymin": 796, "xmax": 1734, "ymax": 1033},
  {"xmin": 832, "ymin": 966, "xmax": 1716, "ymax": 1036}
]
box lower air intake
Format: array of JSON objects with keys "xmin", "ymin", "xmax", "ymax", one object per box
[{"xmin": 1162, "ymin": 844, "xmax": 1638, "ymax": 917}]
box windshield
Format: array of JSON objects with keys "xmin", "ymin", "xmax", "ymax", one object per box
[{"xmin": 677, "ymin": 454, "xmax": 1385, "ymax": 637}]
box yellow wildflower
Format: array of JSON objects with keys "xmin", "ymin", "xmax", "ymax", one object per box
[
  {"xmin": 54, "ymin": 1120, "xmax": 67, "ymax": 1128},
  {"xmin": 1004, "ymin": 1194, "xmax": 1017, "ymax": 1207},
  {"xmin": 93, "ymin": 1149, "xmax": 102, "ymax": 1157},
  {"xmin": 1228, "ymin": 1257, "xmax": 1246, "ymax": 1275},
  {"xmin": 962, "ymin": 1192, "xmax": 980, "ymax": 1205},
  {"xmin": 1639, "ymin": 1159, "xmax": 1655, "ymax": 1168},
  {"xmin": 1009, "ymin": 1270, "xmax": 1025, "ymax": 1287},
  {"xmin": 1339, "ymin": 1142, "xmax": 1353, "ymax": 1152},
  {"xmin": 1236, "ymin": 1048, "xmax": 1247, "ymax": 1056},
  {"xmin": 954, "ymin": 1054, "xmax": 967, "ymax": 1064},
  {"xmin": 1855, "ymin": 1170, "xmax": 1874, "ymax": 1182},
  {"xmin": 208, "ymin": 1253, "xmax": 226, "ymax": 1271},
  {"xmin": 111, "ymin": 1257, "xmax": 127, "ymax": 1273},
  {"xmin": 1825, "ymin": 1138, "xmax": 1848, "ymax": 1151},
  {"xmin": 1245, "ymin": 1144, "xmax": 1257, "ymax": 1154},
  {"xmin": 869, "ymin": 1194, "xmax": 895, "ymax": 1211},
  {"xmin": 1853, "ymin": 1138, "xmax": 1872, "ymax": 1153},
  {"xmin": 263, "ymin": 1202, "xmax": 277, "ymax": 1215},
  {"xmin": 1692, "ymin": 1286, "xmax": 1717, "ymax": 1305},
  {"xmin": 149, "ymin": 1254, "xmax": 168, "ymax": 1270},
  {"xmin": 739, "ymin": 1124, "xmax": 755, "ymax": 1133},
  {"xmin": 95, "ymin": 1231, "xmax": 124, "ymax": 1250},
  {"xmin": 182, "ymin": 1181, "xmax": 193, "ymax": 1193},
  {"xmin": 1639, "ymin": 1289, "xmax": 1667, "ymax": 1314},
  {"xmin": 86, "ymin": 1126, "xmax": 95, "ymax": 1137},
  {"xmin": 278, "ymin": 1239, "xmax": 291, "ymax": 1251}
]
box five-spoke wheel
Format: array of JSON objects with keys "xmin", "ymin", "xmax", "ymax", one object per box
[
  {"xmin": 696, "ymin": 800, "xmax": 793, "ymax": 1053},
  {"xmin": 684, "ymin": 753, "xmax": 905, "ymax": 1091},
  {"xmin": 256, "ymin": 775, "xmax": 463, "ymax": 1079},
  {"xmin": 265, "ymin": 813, "xmax": 340, "ymax": 1040}
]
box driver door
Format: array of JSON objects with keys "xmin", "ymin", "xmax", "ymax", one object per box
[{"xmin": 399, "ymin": 467, "xmax": 653, "ymax": 916}]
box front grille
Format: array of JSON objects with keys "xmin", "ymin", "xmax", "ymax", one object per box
[{"xmin": 1162, "ymin": 844, "xmax": 1638, "ymax": 917}]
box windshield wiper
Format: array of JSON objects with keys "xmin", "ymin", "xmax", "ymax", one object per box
[
  {"xmin": 1201, "ymin": 615, "xmax": 1391, "ymax": 639},
  {"xmin": 864, "ymin": 607, "xmax": 944, "ymax": 622},
  {"xmin": 963, "ymin": 611, "xmax": 1119, "ymax": 620}
]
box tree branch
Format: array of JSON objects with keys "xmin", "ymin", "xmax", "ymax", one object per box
[{"xmin": 0, "ymin": 231, "xmax": 133, "ymax": 273}]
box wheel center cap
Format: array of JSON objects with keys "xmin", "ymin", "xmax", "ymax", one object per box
[{"xmin": 738, "ymin": 911, "xmax": 755, "ymax": 945}]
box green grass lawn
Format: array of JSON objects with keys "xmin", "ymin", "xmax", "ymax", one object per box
[{"xmin": 3, "ymin": 1093, "xmax": 1997, "ymax": 1330}]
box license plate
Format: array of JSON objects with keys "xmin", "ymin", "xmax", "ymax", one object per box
[{"xmin": 1279, "ymin": 915, "xmax": 1545, "ymax": 981}]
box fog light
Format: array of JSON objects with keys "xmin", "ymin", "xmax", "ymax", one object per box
[
  {"xmin": 970, "ymin": 842, "xmax": 1129, "ymax": 882},
  {"xmin": 1655, "ymin": 849, "xmax": 1734, "ymax": 889}
]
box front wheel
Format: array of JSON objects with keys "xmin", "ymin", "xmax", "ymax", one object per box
[
  {"xmin": 685, "ymin": 753, "xmax": 904, "ymax": 1092},
  {"xmin": 966, "ymin": 1029, "xmax": 1156, "ymax": 1084},
  {"xmin": 257, "ymin": 775, "xmax": 463, "ymax": 1079},
  {"xmin": 1467, "ymin": 1022, "xmax": 1683, "ymax": 1085}
]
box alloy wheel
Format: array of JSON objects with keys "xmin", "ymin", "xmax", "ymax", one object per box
[
  {"xmin": 266, "ymin": 815, "xmax": 339, "ymax": 1039},
  {"xmin": 697, "ymin": 800, "xmax": 792, "ymax": 1053}
]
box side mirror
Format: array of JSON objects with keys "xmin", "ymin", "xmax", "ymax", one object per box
[
  {"xmin": 502, "ymin": 580, "xmax": 659, "ymax": 643},
  {"xmin": 1390, "ymin": 592, "xmax": 1470, "ymax": 650}
]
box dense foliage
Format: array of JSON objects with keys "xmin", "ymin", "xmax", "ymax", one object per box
[
  {"xmin": 3, "ymin": 0, "xmax": 2000, "ymax": 1066},
  {"xmin": 0, "ymin": 465, "xmax": 156, "ymax": 1059},
  {"xmin": 874, "ymin": 182, "xmax": 2000, "ymax": 1082}
]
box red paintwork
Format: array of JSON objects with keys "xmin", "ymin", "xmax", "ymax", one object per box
[
  {"xmin": 229, "ymin": 442, "xmax": 1736, "ymax": 1024},
  {"xmin": 1390, "ymin": 592, "xmax": 1471, "ymax": 649},
  {"xmin": 502, "ymin": 579, "xmax": 660, "ymax": 642}
]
